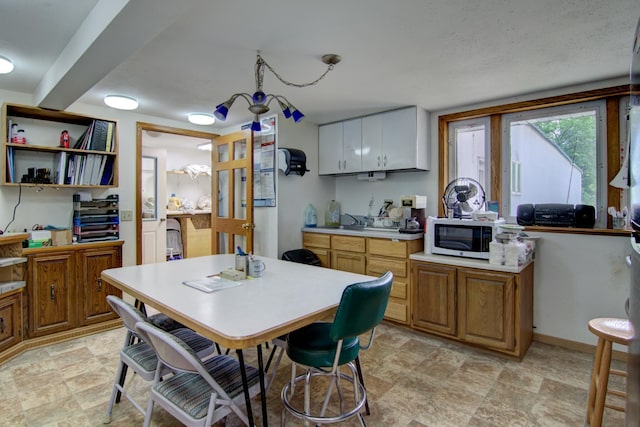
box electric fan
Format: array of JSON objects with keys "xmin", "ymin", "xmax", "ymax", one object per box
[{"xmin": 442, "ymin": 177, "xmax": 486, "ymax": 218}]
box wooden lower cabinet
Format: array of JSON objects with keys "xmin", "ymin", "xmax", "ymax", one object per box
[
  {"xmin": 0, "ymin": 290, "xmax": 22, "ymax": 352},
  {"xmin": 412, "ymin": 263, "xmax": 456, "ymax": 336},
  {"xmin": 302, "ymin": 233, "xmax": 331, "ymax": 268},
  {"xmin": 78, "ymin": 246, "xmax": 122, "ymax": 325},
  {"xmin": 303, "ymin": 232, "xmax": 423, "ymax": 326},
  {"xmin": 412, "ymin": 261, "xmax": 534, "ymax": 359},
  {"xmin": 25, "ymin": 242, "xmax": 123, "ymax": 338},
  {"xmin": 28, "ymin": 251, "xmax": 75, "ymax": 337}
]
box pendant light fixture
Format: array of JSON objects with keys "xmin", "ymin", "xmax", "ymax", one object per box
[{"xmin": 214, "ymin": 51, "xmax": 341, "ymax": 131}]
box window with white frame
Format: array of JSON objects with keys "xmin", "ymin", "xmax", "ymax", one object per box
[
  {"xmin": 448, "ymin": 117, "xmax": 491, "ymax": 198},
  {"xmin": 501, "ymin": 100, "xmax": 606, "ymax": 226}
]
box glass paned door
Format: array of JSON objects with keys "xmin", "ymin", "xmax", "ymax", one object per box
[{"xmin": 212, "ymin": 129, "xmax": 254, "ymax": 254}]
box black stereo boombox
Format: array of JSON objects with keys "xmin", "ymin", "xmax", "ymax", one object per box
[{"xmin": 516, "ymin": 203, "xmax": 595, "ymax": 228}]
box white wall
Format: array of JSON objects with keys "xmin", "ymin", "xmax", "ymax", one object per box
[{"xmin": 276, "ymin": 117, "xmax": 335, "ymax": 258}]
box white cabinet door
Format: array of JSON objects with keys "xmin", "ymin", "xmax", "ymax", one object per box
[
  {"xmin": 382, "ymin": 107, "xmax": 417, "ymax": 170},
  {"xmin": 319, "ymin": 122, "xmax": 343, "ymax": 175},
  {"xmin": 361, "ymin": 114, "xmax": 383, "ymax": 171},
  {"xmin": 342, "ymin": 118, "xmax": 362, "ymax": 173}
]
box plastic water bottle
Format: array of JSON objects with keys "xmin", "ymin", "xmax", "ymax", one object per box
[
  {"xmin": 304, "ymin": 204, "xmax": 317, "ymax": 227},
  {"xmin": 325, "ymin": 200, "xmax": 341, "ymax": 226}
]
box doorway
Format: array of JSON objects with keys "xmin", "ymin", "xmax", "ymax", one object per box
[{"xmin": 136, "ymin": 122, "xmax": 218, "ymax": 265}]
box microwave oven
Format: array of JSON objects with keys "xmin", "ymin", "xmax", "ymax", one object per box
[{"xmin": 426, "ymin": 217, "xmax": 504, "ymax": 259}]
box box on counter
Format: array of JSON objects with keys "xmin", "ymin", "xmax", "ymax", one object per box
[
  {"xmin": 489, "ymin": 240, "xmax": 535, "ymax": 267},
  {"xmin": 51, "ymin": 229, "xmax": 72, "ymax": 246}
]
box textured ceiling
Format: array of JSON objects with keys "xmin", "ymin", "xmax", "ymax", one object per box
[{"xmin": 0, "ymin": 0, "xmax": 638, "ymax": 130}]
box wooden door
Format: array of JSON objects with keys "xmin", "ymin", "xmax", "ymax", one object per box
[
  {"xmin": 28, "ymin": 252, "xmax": 75, "ymax": 337},
  {"xmin": 0, "ymin": 291, "xmax": 22, "ymax": 352},
  {"xmin": 412, "ymin": 262, "xmax": 457, "ymax": 336},
  {"xmin": 457, "ymin": 268, "xmax": 515, "ymax": 351},
  {"xmin": 79, "ymin": 246, "xmax": 122, "ymax": 325},
  {"xmin": 212, "ymin": 129, "xmax": 254, "ymax": 254}
]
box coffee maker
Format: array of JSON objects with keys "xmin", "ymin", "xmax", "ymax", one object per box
[{"xmin": 399, "ymin": 195, "xmax": 427, "ymax": 232}]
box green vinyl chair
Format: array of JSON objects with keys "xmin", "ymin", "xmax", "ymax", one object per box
[{"xmin": 281, "ymin": 271, "xmax": 393, "ymax": 426}]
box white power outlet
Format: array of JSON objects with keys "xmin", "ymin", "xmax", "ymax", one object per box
[{"xmin": 120, "ymin": 210, "xmax": 133, "ymax": 221}]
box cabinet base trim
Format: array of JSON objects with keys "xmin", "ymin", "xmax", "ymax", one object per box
[{"xmin": 0, "ymin": 319, "xmax": 122, "ymax": 365}]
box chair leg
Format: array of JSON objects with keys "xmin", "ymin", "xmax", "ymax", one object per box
[
  {"xmin": 587, "ymin": 337, "xmax": 613, "ymax": 427},
  {"xmin": 104, "ymin": 360, "xmax": 126, "ymax": 423},
  {"xmin": 354, "ymin": 356, "xmax": 370, "ymax": 415},
  {"xmin": 143, "ymin": 396, "xmax": 154, "ymax": 427}
]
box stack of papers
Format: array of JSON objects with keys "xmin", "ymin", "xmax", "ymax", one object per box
[{"xmin": 182, "ymin": 276, "xmax": 242, "ymax": 293}]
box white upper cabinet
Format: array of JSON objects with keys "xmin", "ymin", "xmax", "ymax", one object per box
[
  {"xmin": 319, "ymin": 106, "xmax": 429, "ymax": 175},
  {"xmin": 342, "ymin": 118, "xmax": 362, "ymax": 173},
  {"xmin": 361, "ymin": 114, "xmax": 382, "ymax": 171},
  {"xmin": 318, "ymin": 122, "xmax": 343, "ymax": 175},
  {"xmin": 381, "ymin": 106, "xmax": 429, "ymax": 171}
]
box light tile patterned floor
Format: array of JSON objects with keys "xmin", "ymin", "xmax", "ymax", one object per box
[{"xmin": 0, "ymin": 322, "xmax": 627, "ymax": 426}]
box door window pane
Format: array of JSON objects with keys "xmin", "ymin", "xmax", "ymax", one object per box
[{"xmin": 141, "ymin": 156, "xmax": 157, "ymax": 221}]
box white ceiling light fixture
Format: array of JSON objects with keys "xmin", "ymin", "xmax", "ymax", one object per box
[
  {"xmin": 104, "ymin": 95, "xmax": 139, "ymax": 110},
  {"xmin": 0, "ymin": 55, "xmax": 14, "ymax": 74},
  {"xmin": 188, "ymin": 113, "xmax": 215, "ymax": 125}
]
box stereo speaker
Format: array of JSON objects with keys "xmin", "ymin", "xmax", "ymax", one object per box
[
  {"xmin": 516, "ymin": 204, "xmax": 535, "ymax": 226},
  {"xmin": 574, "ymin": 204, "xmax": 596, "ymax": 228}
]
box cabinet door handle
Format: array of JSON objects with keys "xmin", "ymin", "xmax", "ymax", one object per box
[
  {"xmin": 377, "ymin": 156, "xmax": 381, "ymax": 167},
  {"xmin": 343, "ymin": 160, "xmax": 346, "ymax": 170},
  {"xmin": 50, "ymin": 284, "xmax": 55, "ymax": 301},
  {"xmin": 0, "ymin": 317, "xmax": 4, "ymax": 334},
  {"xmin": 383, "ymin": 155, "xmax": 387, "ymax": 167},
  {"xmin": 97, "ymin": 277, "xmax": 103, "ymax": 292}
]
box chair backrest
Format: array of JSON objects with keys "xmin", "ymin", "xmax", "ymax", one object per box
[
  {"xmin": 330, "ymin": 271, "xmax": 393, "ymax": 342},
  {"xmin": 106, "ymin": 295, "xmax": 148, "ymax": 334},
  {"xmin": 135, "ymin": 321, "xmax": 204, "ymax": 374}
]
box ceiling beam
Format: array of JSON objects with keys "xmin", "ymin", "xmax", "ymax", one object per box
[{"xmin": 34, "ymin": 0, "xmax": 202, "ymax": 110}]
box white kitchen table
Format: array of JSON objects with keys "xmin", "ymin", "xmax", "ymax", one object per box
[{"xmin": 101, "ymin": 254, "xmax": 375, "ymax": 426}]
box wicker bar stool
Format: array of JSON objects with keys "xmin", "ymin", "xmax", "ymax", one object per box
[{"xmin": 585, "ymin": 317, "xmax": 633, "ymax": 427}]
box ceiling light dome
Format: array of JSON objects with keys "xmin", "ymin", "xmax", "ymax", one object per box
[
  {"xmin": 188, "ymin": 113, "xmax": 215, "ymax": 125},
  {"xmin": 104, "ymin": 95, "xmax": 138, "ymax": 110},
  {"xmin": 0, "ymin": 55, "xmax": 14, "ymax": 74}
]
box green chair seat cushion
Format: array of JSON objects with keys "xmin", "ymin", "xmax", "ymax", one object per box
[
  {"xmin": 153, "ymin": 354, "xmax": 260, "ymax": 419},
  {"xmin": 286, "ymin": 322, "xmax": 359, "ymax": 368}
]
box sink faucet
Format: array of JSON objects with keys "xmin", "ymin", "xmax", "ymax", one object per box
[{"xmin": 343, "ymin": 213, "xmax": 361, "ymax": 225}]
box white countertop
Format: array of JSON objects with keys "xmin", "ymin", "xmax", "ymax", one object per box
[
  {"xmin": 302, "ymin": 226, "xmax": 423, "ymax": 241},
  {"xmin": 410, "ymin": 252, "xmax": 532, "ymax": 273}
]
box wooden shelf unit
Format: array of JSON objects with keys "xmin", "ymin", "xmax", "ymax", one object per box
[{"xmin": 2, "ymin": 103, "xmax": 118, "ymax": 188}]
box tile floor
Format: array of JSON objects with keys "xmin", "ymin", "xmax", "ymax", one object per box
[{"xmin": 0, "ymin": 322, "xmax": 627, "ymax": 427}]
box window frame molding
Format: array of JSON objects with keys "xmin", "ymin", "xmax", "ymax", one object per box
[{"xmin": 438, "ymin": 85, "xmax": 629, "ymax": 234}]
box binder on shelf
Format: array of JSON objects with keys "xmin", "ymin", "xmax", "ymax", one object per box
[
  {"xmin": 90, "ymin": 120, "xmax": 109, "ymax": 151},
  {"xmin": 105, "ymin": 122, "xmax": 115, "ymax": 152},
  {"xmin": 100, "ymin": 156, "xmax": 115, "ymax": 185},
  {"xmin": 55, "ymin": 151, "xmax": 67, "ymax": 185}
]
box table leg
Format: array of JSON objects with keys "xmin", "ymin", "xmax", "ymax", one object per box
[
  {"xmin": 236, "ymin": 349, "xmax": 256, "ymax": 427},
  {"xmin": 256, "ymin": 344, "xmax": 269, "ymax": 426}
]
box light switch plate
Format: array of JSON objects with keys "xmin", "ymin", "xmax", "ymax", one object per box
[{"xmin": 120, "ymin": 210, "xmax": 133, "ymax": 221}]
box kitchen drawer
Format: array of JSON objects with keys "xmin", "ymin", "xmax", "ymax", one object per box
[
  {"xmin": 367, "ymin": 255, "xmax": 407, "ymax": 278},
  {"xmin": 368, "ymin": 238, "xmax": 408, "ymax": 258},
  {"xmin": 384, "ymin": 300, "xmax": 408, "ymax": 323},
  {"xmin": 303, "ymin": 233, "xmax": 331, "ymax": 249},
  {"xmin": 390, "ymin": 279, "xmax": 408, "ymax": 300},
  {"xmin": 331, "ymin": 235, "xmax": 366, "ymax": 253}
]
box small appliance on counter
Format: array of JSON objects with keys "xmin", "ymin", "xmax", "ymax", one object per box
[
  {"xmin": 399, "ymin": 195, "xmax": 427, "ymax": 231},
  {"xmin": 426, "ymin": 216, "xmax": 504, "ymax": 260}
]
